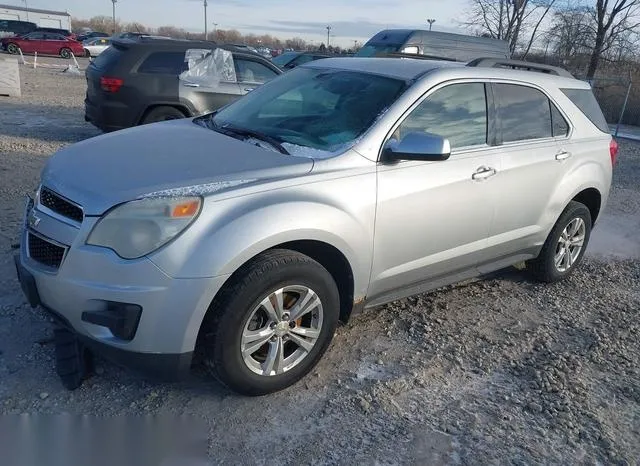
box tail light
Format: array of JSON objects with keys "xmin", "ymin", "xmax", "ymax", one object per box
[
  {"xmin": 100, "ymin": 77, "xmax": 124, "ymax": 93},
  {"xmin": 609, "ymin": 138, "xmax": 619, "ymax": 165}
]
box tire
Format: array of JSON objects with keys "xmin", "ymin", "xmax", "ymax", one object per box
[
  {"xmin": 54, "ymin": 326, "xmax": 94, "ymax": 390},
  {"xmin": 141, "ymin": 106, "xmax": 186, "ymax": 125},
  {"xmin": 527, "ymin": 201, "xmax": 592, "ymax": 283},
  {"xmin": 7, "ymin": 43, "xmax": 19, "ymax": 55},
  {"xmin": 60, "ymin": 48, "xmax": 72, "ymax": 59},
  {"xmin": 199, "ymin": 249, "xmax": 340, "ymax": 396}
]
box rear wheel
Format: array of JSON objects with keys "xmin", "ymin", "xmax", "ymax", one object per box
[
  {"xmin": 527, "ymin": 201, "xmax": 592, "ymax": 283},
  {"xmin": 60, "ymin": 47, "xmax": 72, "ymax": 59},
  {"xmin": 199, "ymin": 250, "xmax": 340, "ymax": 396},
  {"xmin": 7, "ymin": 43, "xmax": 19, "ymax": 55},
  {"xmin": 141, "ymin": 106, "xmax": 186, "ymax": 125}
]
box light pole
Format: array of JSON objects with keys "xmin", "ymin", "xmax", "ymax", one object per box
[
  {"xmin": 23, "ymin": 0, "xmax": 29, "ymax": 21},
  {"xmin": 326, "ymin": 25, "xmax": 332, "ymax": 48},
  {"xmin": 111, "ymin": 0, "xmax": 117, "ymax": 34},
  {"xmin": 203, "ymin": 0, "xmax": 208, "ymax": 40},
  {"xmin": 213, "ymin": 22, "xmax": 218, "ymax": 40},
  {"xmin": 427, "ymin": 19, "xmax": 436, "ymax": 31}
]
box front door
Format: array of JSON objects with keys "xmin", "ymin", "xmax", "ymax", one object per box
[{"xmin": 369, "ymin": 82, "xmax": 500, "ymax": 301}]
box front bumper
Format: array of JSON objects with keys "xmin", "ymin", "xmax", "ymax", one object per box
[{"xmin": 16, "ymin": 200, "xmax": 229, "ymax": 380}]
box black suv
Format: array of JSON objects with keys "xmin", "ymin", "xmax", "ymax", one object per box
[{"xmin": 84, "ymin": 38, "xmax": 282, "ymax": 132}]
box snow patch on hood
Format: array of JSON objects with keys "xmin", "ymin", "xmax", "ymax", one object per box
[
  {"xmin": 282, "ymin": 143, "xmax": 334, "ymax": 159},
  {"xmin": 142, "ymin": 179, "xmax": 257, "ymax": 198}
]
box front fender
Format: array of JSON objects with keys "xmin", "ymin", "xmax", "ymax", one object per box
[{"xmin": 149, "ymin": 179, "xmax": 377, "ymax": 300}]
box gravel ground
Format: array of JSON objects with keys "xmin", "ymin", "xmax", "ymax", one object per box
[{"xmin": 0, "ymin": 59, "xmax": 639, "ymax": 465}]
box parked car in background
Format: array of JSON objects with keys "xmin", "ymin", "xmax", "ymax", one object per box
[
  {"xmin": 17, "ymin": 56, "xmax": 614, "ymax": 395},
  {"xmin": 34, "ymin": 27, "xmax": 76, "ymax": 40},
  {"xmin": 77, "ymin": 31, "xmax": 109, "ymax": 42},
  {"xmin": 0, "ymin": 19, "xmax": 36, "ymax": 38},
  {"xmin": 271, "ymin": 51, "xmax": 332, "ymax": 69},
  {"xmin": 356, "ymin": 29, "xmax": 509, "ymax": 61},
  {"xmin": 84, "ymin": 38, "xmax": 282, "ymax": 132},
  {"xmin": 1, "ymin": 31, "xmax": 84, "ymax": 58},
  {"xmin": 83, "ymin": 37, "xmax": 111, "ymax": 58}
]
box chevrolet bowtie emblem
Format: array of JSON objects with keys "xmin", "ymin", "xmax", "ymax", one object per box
[{"xmin": 28, "ymin": 210, "xmax": 41, "ymax": 229}]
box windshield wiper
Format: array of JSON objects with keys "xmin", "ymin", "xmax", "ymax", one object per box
[{"xmin": 218, "ymin": 124, "xmax": 290, "ymax": 155}]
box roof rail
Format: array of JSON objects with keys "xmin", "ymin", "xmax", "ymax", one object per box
[
  {"xmin": 382, "ymin": 52, "xmax": 459, "ymax": 62},
  {"xmin": 467, "ymin": 57, "xmax": 574, "ymax": 78}
]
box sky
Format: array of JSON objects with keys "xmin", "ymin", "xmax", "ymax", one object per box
[{"xmin": 16, "ymin": 0, "xmax": 469, "ymax": 47}]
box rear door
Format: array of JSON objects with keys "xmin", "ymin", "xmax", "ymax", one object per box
[
  {"xmin": 44, "ymin": 33, "xmax": 65, "ymax": 55},
  {"xmin": 480, "ymin": 82, "xmax": 570, "ymax": 268},
  {"xmin": 179, "ymin": 48, "xmax": 243, "ymax": 115}
]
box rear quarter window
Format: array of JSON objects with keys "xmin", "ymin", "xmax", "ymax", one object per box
[
  {"xmin": 561, "ymin": 88, "xmax": 610, "ymax": 134},
  {"xmin": 137, "ymin": 51, "xmax": 187, "ymax": 75}
]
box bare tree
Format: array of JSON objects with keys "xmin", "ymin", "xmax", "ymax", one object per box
[
  {"xmin": 464, "ymin": 0, "xmax": 557, "ymax": 55},
  {"xmin": 585, "ymin": 0, "xmax": 640, "ymax": 78}
]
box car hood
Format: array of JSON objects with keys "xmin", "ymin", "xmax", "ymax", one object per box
[{"xmin": 41, "ymin": 119, "xmax": 314, "ymax": 215}]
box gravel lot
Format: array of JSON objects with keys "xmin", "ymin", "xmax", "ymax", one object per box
[{"xmin": 1, "ymin": 59, "xmax": 639, "ymax": 465}]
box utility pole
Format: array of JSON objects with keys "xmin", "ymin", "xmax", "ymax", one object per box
[
  {"xmin": 204, "ymin": 0, "xmax": 208, "ymax": 40},
  {"xmin": 427, "ymin": 19, "xmax": 436, "ymax": 31},
  {"xmin": 23, "ymin": 0, "xmax": 29, "ymax": 21},
  {"xmin": 111, "ymin": 0, "xmax": 117, "ymax": 34},
  {"xmin": 326, "ymin": 25, "xmax": 332, "ymax": 48}
]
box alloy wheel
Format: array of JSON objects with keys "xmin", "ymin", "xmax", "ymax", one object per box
[
  {"xmin": 554, "ymin": 217, "xmax": 586, "ymax": 272},
  {"xmin": 241, "ymin": 285, "xmax": 323, "ymax": 376}
]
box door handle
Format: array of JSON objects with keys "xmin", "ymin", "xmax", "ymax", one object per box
[
  {"xmin": 472, "ymin": 166, "xmax": 497, "ymax": 181},
  {"xmin": 555, "ymin": 150, "xmax": 572, "ymax": 161},
  {"xmin": 183, "ymin": 82, "xmax": 200, "ymax": 88}
]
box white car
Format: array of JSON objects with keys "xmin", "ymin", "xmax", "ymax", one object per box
[{"xmin": 83, "ymin": 38, "xmax": 111, "ymax": 58}]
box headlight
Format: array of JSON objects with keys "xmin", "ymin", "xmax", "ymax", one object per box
[{"xmin": 87, "ymin": 197, "xmax": 202, "ymax": 259}]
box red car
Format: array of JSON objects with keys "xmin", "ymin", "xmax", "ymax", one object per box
[{"xmin": 1, "ymin": 31, "xmax": 84, "ymax": 58}]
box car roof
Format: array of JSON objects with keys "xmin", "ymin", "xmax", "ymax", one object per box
[
  {"xmin": 303, "ymin": 57, "xmax": 589, "ymax": 88},
  {"xmin": 303, "ymin": 57, "xmax": 464, "ymax": 80}
]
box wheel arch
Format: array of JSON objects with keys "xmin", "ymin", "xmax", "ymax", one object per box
[
  {"xmin": 571, "ymin": 187, "xmax": 601, "ymax": 224},
  {"xmin": 137, "ymin": 104, "xmax": 192, "ymax": 125}
]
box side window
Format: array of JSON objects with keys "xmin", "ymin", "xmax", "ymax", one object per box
[
  {"xmin": 551, "ymin": 103, "xmax": 569, "ymax": 137},
  {"xmin": 45, "ymin": 34, "xmax": 64, "ymax": 41},
  {"xmin": 235, "ymin": 59, "xmax": 278, "ymax": 84},
  {"xmin": 397, "ymin": 83, "xmax": 488, "ymax": 150},
  {"xmin": 496, "ymin": 84, "xmax": 552, "ymax": 142},
  {"xmin": 291, "ymin": 54, "xmax": 315, "ymax": 66},
  {"xmin": 138, "ymin": 52, "xmax": 187, "ymax": 75},
  {"xmin": 24, "ymin": 32, "xmax": 44, "ymax": 40}
]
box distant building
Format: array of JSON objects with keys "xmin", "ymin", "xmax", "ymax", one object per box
[{"xmin": 0, "ymin": 4, "xmax": 71, "ymax": 30}]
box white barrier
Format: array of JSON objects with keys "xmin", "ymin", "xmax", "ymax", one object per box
[
  {"xmin": 16, "ymin": 49, "xmax": 86, "ymax": 72},
  {"xmin": 0, "ymin": 56, "xmax": 21, "ymax": 97}
]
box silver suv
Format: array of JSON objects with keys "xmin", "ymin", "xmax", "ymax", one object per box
[{"xmin": 15, "ymin": 57, "xmax": 616, "ymax": 395}]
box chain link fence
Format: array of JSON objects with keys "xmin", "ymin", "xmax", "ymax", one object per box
[{"xmin": 584, "ymin": 73, "xmax": 635, "ymax": 136}]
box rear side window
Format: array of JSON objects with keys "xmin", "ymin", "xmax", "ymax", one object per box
[
  {"xmin": 91, "ymin": 45, "xmax": 124, "ymax": 70},
  {"xmin": 561, "ymin": 88, "xmax": 609, "ymax": 133},
  {"xmin": 235, "ymin": 58, "xmax": 278, "ymax": 84},
  {"xmin": 138, "ymin": 51, "xmax": 187, "ymax": 75},
  {"xmin": 496, "ymin": 84, "xmax": 552, "ymax": 142}
]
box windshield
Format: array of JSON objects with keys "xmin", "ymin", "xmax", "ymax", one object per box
[
  {"xmin": 356, "ymin": 44, "xmax": 401, "ymax": 57},
  {"xmin": 272, "ymin": 52, "xmax": 300, "ymax": 67},
  {"xmin": 211, "ymin": 67, "xmax": 407, "ymax": 153}
]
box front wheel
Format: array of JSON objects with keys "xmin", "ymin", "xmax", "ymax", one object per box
[
  {"xmin": 527, "ymin": 201, "xmax": 592, "ymax": 282},
  {"xmin": 60, "ymin": 47, "xmax": 72, "ymax": 59},
  {"xmin": 199, "ymin": 250, "xmax": 340, "ymax": 396},
  {"xmin": 7, "ymin": 43, "xmax": 19, "ymax": 55}
]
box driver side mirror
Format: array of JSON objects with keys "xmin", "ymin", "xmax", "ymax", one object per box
[{"xmin": 382, "ymin": 131, "xmax": 451, "ymax": 163}]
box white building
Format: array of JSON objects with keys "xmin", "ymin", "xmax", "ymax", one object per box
[{"xmin": 0, "ymin": 4, "xmax": 71, "ymax": 30}]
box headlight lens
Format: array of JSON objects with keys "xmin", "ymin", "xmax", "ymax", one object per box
[{"xmin": 87, "ymin": 197, "xmax": 202, "ymax": 259}]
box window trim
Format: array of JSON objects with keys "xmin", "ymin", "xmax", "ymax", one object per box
[
  {"xmin": 379, "ymin": 78, "xmax": 495, "ymax": 162},
  {"xmin": 490, "ymin": 79, "xmax": 573, "ymax": 147}
]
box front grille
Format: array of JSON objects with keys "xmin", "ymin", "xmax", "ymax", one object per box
[
  {"xmin": 28, "ymin": 232, "xmax": 66, "ymax": 269},
  {"xmin": 39, "ymin": 187, "xmax": 83, "ymax": 223}
]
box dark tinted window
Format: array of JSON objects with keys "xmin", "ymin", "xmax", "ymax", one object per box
[
  {"xmin": 137, "ymin": 51, "xmax": 187, "ymax": 75},
  {"xmin": 291, "ymin": 54, "xmax": 316, "ymax": 66},
  {"xmin": 271, "ymin": 52, "xmax": 299, "ymax": 66},
  {"xmin": 497, "ymin": 84, "xmax": 552, "ymax": 142},
  {"xmin": 551, "ymin": 103, "xmax": 569, "ymax": 137},
  {"xmin": 561, "ymin": 88, "xmax": 609, "ymax": 133},
  {"xmin": 90, "ymin": 45, "xmax": 123, "ymax": 70},
  {"xmin": 235, "ymin": 59, "xmax": 278, "ymax": 83},
  {"xmin": 398, "ymin": 83, "xmax": 487, "ymax": 149},
  {"xmin": 44, "ymin": 33, "xmax": 66, "ymax": 40},
  {"xmin": 24, "ymin": 32, "xmax": 45, "ymax": 40}
]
